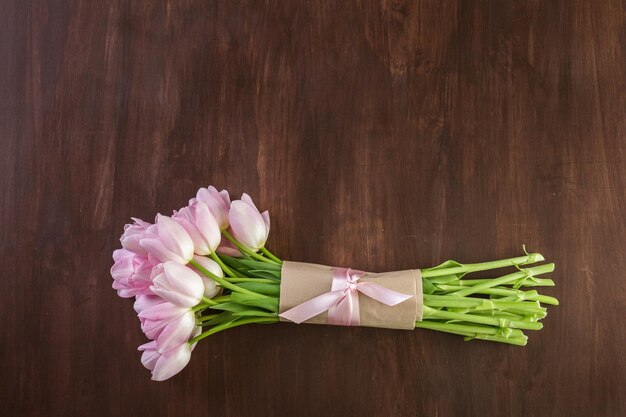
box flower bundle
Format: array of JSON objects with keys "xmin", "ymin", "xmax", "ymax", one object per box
[{"xmin": 111, "ymin": 186, "xmax": 559, "ymax": 381}]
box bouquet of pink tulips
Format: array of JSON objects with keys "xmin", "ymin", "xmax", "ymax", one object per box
[{"xmin": 111, "ymin": 186, "xmax": 559, "ymax": 381}]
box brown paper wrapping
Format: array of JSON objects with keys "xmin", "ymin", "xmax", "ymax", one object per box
[{"xmin": 279, "ymin": 261, "xmax": 423, "ymax": 330}]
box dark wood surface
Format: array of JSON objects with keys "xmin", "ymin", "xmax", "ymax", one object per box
[{"xmin": 2, "ymin": 1, "xmax": 625, "ymax": 416}]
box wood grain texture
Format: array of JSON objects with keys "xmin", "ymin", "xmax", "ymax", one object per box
[{"xmin": 2, "ymin": 1, "xmax": 625, "ymax": 416}]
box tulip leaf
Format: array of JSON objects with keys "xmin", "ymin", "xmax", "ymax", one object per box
[
  {"xmin": 424, "ymin": 260, "xmax": 464, "ymax": 271},
  {"xmin": 232, "ymin": 310, "xmax": 278, "ymax": 318},
  {"xmin": 230, "ymin": 293, "xmax": 279, "ymax": 312},
  {"xmin": 210, "ymin": 302, "xmax": 252, "ymax": 312},
  {"xmin": 422, "ymin": 279, "xmax": 437, "ymax": 295},
  {"xmin": 235, "ymin": 282, "xmax": 280, "ymax": 296},
  {"xmin": 199, "ymin": 311, "xmax": 234, "ymax": 325},
  {"xmin": 421, "ymin": 260, "xmax": 471, "ymax": 280},
  {"xmin": 426, "ymin": 273, "xmax": 463, "ymax": 284},
  {"xmin": 247, "ymin": 269, "xmax": 281, "ymax": 280},
  {"xmin": 219, "ymin": 255, "xmax": 283, "ymax": 281},
  {"xmin": 218, "ymin": 255, "xmax": 249, "ymax": 271},
  {"xmin": 236, "ymin": 259, "xmax": 282, "ymax": 271}
]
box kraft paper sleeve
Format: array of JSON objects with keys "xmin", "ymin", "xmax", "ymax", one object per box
[{"xmin": 279, "ymin": 261, "xmax": 423, "ymax": 330}]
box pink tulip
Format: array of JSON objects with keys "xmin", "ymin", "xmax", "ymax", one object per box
[
  {"xmin": 138, "ymin": 326, "xmax": 201, "ymax": 381},
  {"xmin": 120, "ymin": 218, "xmax": 152, "ymax": 255},
  {"xmin": 229, "ymin": 193, "xmax": 270, "ymax": 251},
  {"xmin": 149, "ymin": 262, "xmax": 205, "ymax": 307},
  {"xmin": 137, "ymin": 300, "xmax": 195, "ymax": 343},
  {"xmin": 138, "ymin": 341, "xmax": 192, "ymax": 381},
  {"xmin": 172, "ymin": 201, "xmax": 221, "ymax": 255},
  {"xmin": 137, "ymin": 301, "xmax": 185, "ymax": 339},
  {"xmin": 190, "ymin": 255, "xmax": 222, "ymax": 298},
  {"xmin": 140, "ymin": 214, "xmax": 194, "ymax": 264},
  {"xmin": 139, "ymin": 303, "xmax": 195, "ymax": 352},
  {"xmin": 154, "ymin": 310, "xmax": 196, "ymax": 352},
  {"xmin": 195, "ymin": 186, "xmax": 231, "ymax": 230},
  {"xmin": 110, "ymin": 249, "xmax": 153, "ymax": 298}
]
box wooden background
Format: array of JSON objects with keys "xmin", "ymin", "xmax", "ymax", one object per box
[{"xmin": 2, "ymin": 1, "xmax": 625, "ymax": 416}]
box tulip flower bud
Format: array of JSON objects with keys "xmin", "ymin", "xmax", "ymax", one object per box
[
  {"xmin": 149, "ymin": 262, "xmax": 205, "ymax": 308},
  {"xmin": 140, "ymin": 214, "xmax": 194, "ymax": 264},
  {"xmin": 172, "ymin": 201, "xmax": 221, "ymax": 255},
  {"xmin": 154, "ymin": 311, "xmax": 196, "ymax": 352},
  {"xmin": 137, "ymin": 300, "xmax": 192, "ymax": 340},
  {"xmin": 120, "ymin": 218, "xmax": 152, "ymax": 255},
  {"xmin": 138, "ymin": 341, "xmax": 193, "ymax": 381},
  {"xmin": 195, "ymin": 186, "xmax": 231, "ymax": 230},
  {"xmin": 110, "ymin": 249, "xmax": 153, "ymax": 298},
  {"xmin": 228, "ymin": 193, "xmax": 270, "ymax": 252},
  {"xmin": 190, "ymin": 255, "xmax": 222, "ymax": 298}
]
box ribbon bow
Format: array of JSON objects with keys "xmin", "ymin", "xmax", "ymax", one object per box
[{"xmin": 279, "ymin": 267, "xmax": 413, "ymax": 326}]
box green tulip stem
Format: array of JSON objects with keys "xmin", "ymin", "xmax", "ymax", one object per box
[
  {"xmin": 223, "ymin": 277, "xmax": 278, "ymax": 284},
  {"xmin": 422, "ymin": 305, "xmax": 543, "ymax": 330},
  {"xmin": 261, "ymin": 247, "xmax": 283, "ymax": 264},
  {"xmin": 450, "ymin": 263, "xmax": 555, "ymax": 297},
  {"xmin": 190, "ymin": 259, "xmax": 265, "ymax": 298},
  {"xmin": 420, "ymin": 253, "xmax": 545, "ymax": 278},
  {"xmin": 186, "ymin": 249, "xmax": 557, "ymax": 348},
  {"xmin": 189, "ymin": 317, "xmax": 279, "ymax": 345},
  {"xmin": 200, "ymin": 296, "xmax": 217, "ymax": 305},
  {"xmin": 221, "ymin": 229, "xmax": 280, "ymax": 265},
  {"xmin": 208, "ymin": 251, "xmax": 238, "ymax": 277},
  {"xmin": 414, "ymin": 321, "xmax": 528, "ymax": 346}
]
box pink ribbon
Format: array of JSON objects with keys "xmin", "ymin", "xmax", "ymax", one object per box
[{"xmin": 279, "ymin": 267, "xmax": 413, "ymax": 326}]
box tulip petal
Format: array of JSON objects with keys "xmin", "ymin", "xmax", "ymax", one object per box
[
  {"xmin": 151, "ymin": 343, "xmax": 192, "ymax": 381},
  {"xmin": 131, "ymin": 217, "xmax": 152, "ymax": 229},
  {"xmin": 111, "ymin": 252, "xmax": 133, "ymax": 282},
  {"xmin": 150, "ymin": 286, "xmax": 197, "ymax": 308},
  {"xmin": 261, "ymin": 210, "xmax": 270, "ymax": 228},
  {"xmin": 201, "ymin": 277, "xmax": 220, "ymax": 298},
  {"xmin": 261, "ymin": 210, "xmax": 271, "ymax": 241},
  {"xmin": 121, "ymin": 219, "xmax": 152, "ymax": 255},
  {"xmin": 241, "ymin": 193, "xmax": 257, "ymax": 210},
  {"xmin": 156, "ymin": 312, "xmax": 196, "ymax": 352},
  {"xmin": 134, "ymin": 295, "xmax": 166, "ymax": 314},
  {"xmin": 140, "ymin": 238, "xmax": 186, "ymax": 264},
  {"xmin": 193, "ymin": 202, "xmax": 221, "ymax": 251},
  {"xmin": 138, "ymin": 301, "xmax": 186, "ymax": 321},
  {"xmin": 150, "ymin": 262, "xmax": 204, "ymax": 307},
  {"xmin": 229, "ymin": 200, "xmax": 267, "ymax": 251},
  {"xmin": 191, "ymin": 255, "xmax": 223, "ymax": 277},
  {"xmin": 163, "ymin": 262, "xmax": 205, "ymax": 297},
  {"xmin": 218, "ymin": 189, "xmax": 231, "ymax": 205},
  {"xmin": 196, "ymin": 186, "xmax": 231, "ymax": 230},
  {"xmin": 140, "ymin": 303, "xmax": 188, "ymax": 340},
  {"xmin": 155, "ymin": 215, "xmax": 194, "ymax": 262},
  {"xmin": 138, "ymin": 341, "xmax": 159, "ymax": 371},
  {"xmin": 112, "ymin": 248, "xmax": 132, "ymax": 262},
  {"xmin": 190, "ymin": 326, "xmax": 202, "ymax": 350},
  {"xmin": 111, "ymin": 249, "xmax": 154, "ymax": 297},
  {"xmin": 174, "ymin": 214, "xmax": 211, "ymax": 255}
]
